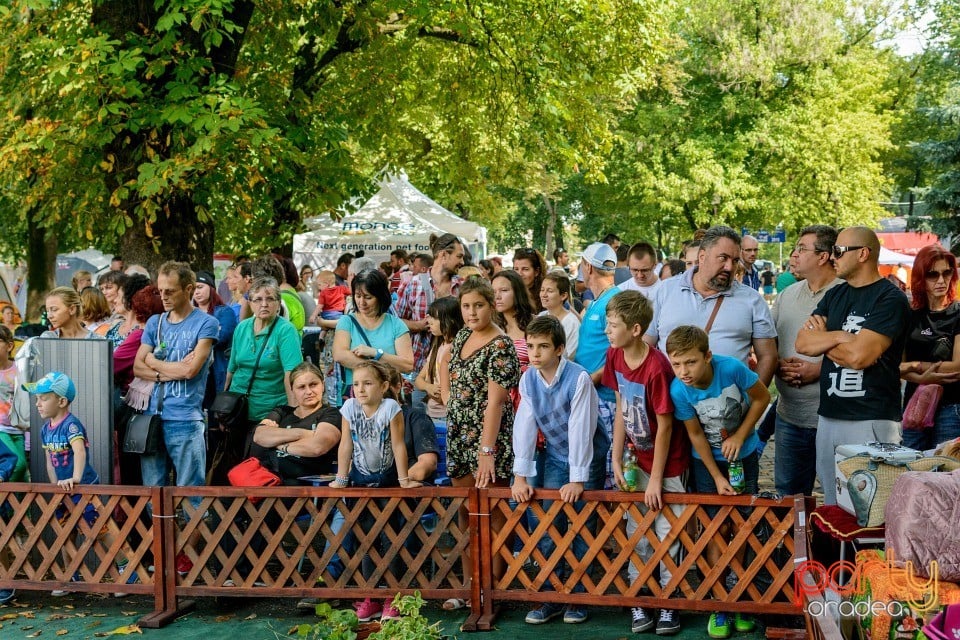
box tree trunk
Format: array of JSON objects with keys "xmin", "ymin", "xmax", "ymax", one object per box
[
  {"xmin": 91, "ymin": 1, "xmax": 251, "ymax": 272},
  {"xmin": 26, "ymin": 222, "xmax": 57, "ymax": 322},
  {"xmin": 542, "ymin": 193, "xmax": 557, "ymax": 259},
  {"xmin": 121, "ymin": 195, "xmax": 215, "ymax": 274}
]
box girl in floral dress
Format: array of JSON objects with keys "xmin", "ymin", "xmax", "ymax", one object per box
[{"xmin": 440, "ymin": 278, "xmax": 520, "ymax": 591}]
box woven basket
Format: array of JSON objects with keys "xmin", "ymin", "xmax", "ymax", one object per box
[{"xmin": 836, "ymin": 455, "xmax": 960, "ymax": 527}]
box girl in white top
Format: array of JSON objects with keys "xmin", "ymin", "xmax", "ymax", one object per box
[
  {"xmin": 332, "ymin": 360, "xmax": 412, "ymax": 488},
  {"xmin": 415, "ymin": 297, "xmax": 464, "ymax": 422},
  {"xmin": 539, "ymin": 272, "xmax": 580, "ymax": 360},
  {"xmin": 414, "ymin": 297, "xmax": 464, "ymax": 481}
]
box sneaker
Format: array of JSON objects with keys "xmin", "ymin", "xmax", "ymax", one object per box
[
  {"xmin": 707, "ymin": 612, "xmax": 732, "ymax": 639},
  {"xmin": 51, "ymin": 572, "xmax": 81, "ymax": 597},
  {"xmin": 113, "ymin": 566, "xmax": 140, "ymax": 598},
  {"xmin": 631, "ymin": 607, "xmax": 656, "ymax": 633},
  {"xmin": 353, "ymin": 598, "xmax": 382, "ymax": 622},
  {"xmin": 381, "ymin": 598, "xmax": 400, "ymax": 620},
  {"xmin": 734, "ymin": 613, "xmax": 756, "ymax": 633},
  {"xmin": 0, "ymin": 589, "xmax": 14, "ymax": 604},
  {"xmin": 563, "ymin": 607, "xmax": 588, "ymax": 624},
  {"xmin": 525, "ymin": 602, "xmax": 564, "ymax": 624},
  {"xmin": 175, "ymin": 553, "xmax": 193, "ymax": 576},
  {"xmin": 655, "ymin": 608, "xmax": 680, "ymax": 635},
  {"xmin": 297, "ymin": 597, "xmax": 321, "ymax": 611}
]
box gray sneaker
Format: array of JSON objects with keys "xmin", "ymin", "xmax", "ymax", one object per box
[
  {"xmin": 655, "ymin": 608, "xmax": 680, "ymax": 635},
  {"xmin": 631, "ymin": 606, "xmax": 655, "ymax": 633}
]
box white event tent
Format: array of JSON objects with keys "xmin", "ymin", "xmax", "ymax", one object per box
[{"xmin": 293, "ymin": 173, "xmax": 487, "ymax": 270}]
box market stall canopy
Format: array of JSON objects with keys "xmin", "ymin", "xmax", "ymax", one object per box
[{"xmin": 293, "ymin": 173, "xmax": 487, "ymax": 269}]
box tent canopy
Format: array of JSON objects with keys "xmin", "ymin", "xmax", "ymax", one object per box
[
  {"xmin": 294, "ymin": 173, "xmax": 487, "ymax": 270},
  {"xmin": 877, "ymin": 246, "xmax": 915, "ymax": 266}
]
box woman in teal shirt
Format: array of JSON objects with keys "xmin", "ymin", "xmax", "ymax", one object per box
[
  {"xmin": 332, "ymin": 269, "xmax": 413, "ymax": 399},
  {"xmin": 225, "ymin": 277, "xmax": 303, "ymax": 425}
]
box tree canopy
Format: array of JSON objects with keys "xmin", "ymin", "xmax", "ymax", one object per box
[{"xmin": 0, "ymin": 0, "xmax": 955, "ymax": 312}]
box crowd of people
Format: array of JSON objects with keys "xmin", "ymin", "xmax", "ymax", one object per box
[{"xmin": 0, "ymin": 227, "xmax": 957, "ymax": 639}]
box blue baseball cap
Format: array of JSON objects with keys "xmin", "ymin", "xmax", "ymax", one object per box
[{"xmin": 22, "ymin": 371, "xmax": 76, "ymax": 402}]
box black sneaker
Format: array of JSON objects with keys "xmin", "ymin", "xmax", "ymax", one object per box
[
  {"xmin": 631, "ymin": 606, "xmax": 656, "ymax": 633},
  {"xmin": 656, "ymin": 608, "xmax": 680, "ymax": 635}
]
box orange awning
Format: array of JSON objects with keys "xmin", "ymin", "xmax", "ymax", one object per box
[{"xmin": 877, "ymin": 232, "xmax": 939, "ymax": 256}]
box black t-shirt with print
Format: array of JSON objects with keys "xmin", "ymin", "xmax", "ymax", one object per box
[
  {"xmin": 904, "ymin": 301, "xmax": 960, "ymax": 407},
  {"xmin": 251, "ymin": 404, "xmax": 341, "ymax": 483},
  {"xmin": 813, "ymin": 278, "xmax": 910, "ymax": 421}
]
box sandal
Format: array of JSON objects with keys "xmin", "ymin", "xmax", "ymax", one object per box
[{"xmin": 442, "ymin": 598, "xmax": 468, "ymax": 611}]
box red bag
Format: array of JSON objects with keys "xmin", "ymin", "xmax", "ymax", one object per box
[
  {"xmin": 227, "ymin": 457, "xmax": 281, "ymax": 503},
  {"xmin": 902, "ymin": 384, "xmax": 943, "ymax": 431}
]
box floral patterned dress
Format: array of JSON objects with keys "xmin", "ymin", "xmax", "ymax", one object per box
[{"xmin": 446, "ymin": 328, "xmax": 520, "ymax": 480}]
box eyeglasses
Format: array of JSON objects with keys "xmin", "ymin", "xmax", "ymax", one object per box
[
  {"xmin": 832, "ymin": 245, "xmax": 866, "ymax": 259},
  {"xmin": 925, "ymin": 269, "xmax": 954, "ymax": 282},
  {"xmin": 792, "ymin": 244, "xmax": 824, "ymax": 254},
  {"xmin": 250, "ymin": 297, "xmax": 278, "ymax": 305}
]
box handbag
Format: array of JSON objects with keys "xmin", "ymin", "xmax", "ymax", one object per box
[
  {"xmin": 227, "ymin": 456, "xmax": 282, "ymax": 503},
  {"xmin": 837, "ymin": 453, "xmax": 960, "ymax": 527},
  {"xmin": 923, "ymin": 604, "xmax": 960, "ymax": 640},
  {"xmin": 902, "ymin": 384, "xmax": 943, "ymax": 430},
  {"xmin": 123, "ymin": 315, "xmax": 165, "ymax": 455},
  {"xmin": 123, "ymin": 412, "xmax": 162, "ymax": 455},
  {"xmin": 212, "ymin": 317, "xmax": 278, "ymax": 430}
]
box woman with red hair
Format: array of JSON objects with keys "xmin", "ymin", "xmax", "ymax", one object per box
[{"xmin": 900, "ymin": 245, "xmax": 960, "ymax": 450}]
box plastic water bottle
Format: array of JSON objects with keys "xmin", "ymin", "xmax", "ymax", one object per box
[
  {"xmin": 728, "ymin": 459, "xmax": 745, "ymax": 494},
  {"xmin": 623, "ymin": 445, "xmax": 640, "ymax": 492}
]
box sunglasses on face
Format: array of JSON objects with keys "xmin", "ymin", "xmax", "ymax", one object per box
[
  {"xmin": 832, "ymin": 245, "xmax": 866, "ymax": 259},
  {"xmin": 926, "ymin": 269, "xmax": 954, "ymax": 281}
]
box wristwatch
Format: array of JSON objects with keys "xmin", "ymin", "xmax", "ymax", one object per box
[{"xmin": 374, "ymin": 348, "xmax": 384, "ymax": 361}]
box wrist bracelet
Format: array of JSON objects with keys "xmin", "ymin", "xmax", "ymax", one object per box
[
  {"xmin": 156, "ymin": 371, "xmax": 161, "ymax": 382},
  {"xmin": 398, "ymin": 476, "xmax": 409, "ymax": 482},
  {"xmin": 335, "ymin": 475, "xmax": 349, "ymax": 484},
  {"xmin": 479, "ymin": 445, "xmax": 496, "ymax": 456}
]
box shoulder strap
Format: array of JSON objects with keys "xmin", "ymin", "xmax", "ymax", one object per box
[
  {"xmin": 703, "ymin": 296, "xmax": 724, "ymax": 335},
  {"xmin": 247, "ymin": 317, "xmax": 278, "ymax": 396},
  {"xmin": 155, "ymin": 313, "xmax": 165, "ymax": 413},
  {"xmin": 347, "ymin": 314, "xmax": 373, "ymax": 347},
  {"xmin": 419, "ymin": 273, "xmax": 435, "ymax": 306}
]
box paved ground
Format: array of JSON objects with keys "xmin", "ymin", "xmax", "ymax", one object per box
[{"xmin": 0, "ymin": 590, "xmax": 796, "ymax": 639}]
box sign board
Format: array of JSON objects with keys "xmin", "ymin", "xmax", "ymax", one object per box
[{"xmin": 742, "ymin": 228, "xmax": 786, "ymax": 243}]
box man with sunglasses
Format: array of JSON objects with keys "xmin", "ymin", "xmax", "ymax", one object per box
[
  {"xmin": 771, "ymin": 225, "xmax": 842, "ymax": 497},
  {"xmin": 795, "ymin": 226, "xmax": 910, "ymax": 505}
]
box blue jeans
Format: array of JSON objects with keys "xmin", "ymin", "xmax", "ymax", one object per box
[
  {"xmin": 535, "ymin": 428, "xmax": 608, "ymax": 594},
  {"xmin": 141, "ymin": 419, "xmax": 207, "ymax": 509},
  {"xmin": 773, "ymin": 416, "xmax": 818, "ymax": 497},
  {"xmin": 902, "ymin": 403, "xmax": 960, "ymax": 451},
  {"xmin": 347, "ymin": 467, "xmax": 399, "ymax": 582}
]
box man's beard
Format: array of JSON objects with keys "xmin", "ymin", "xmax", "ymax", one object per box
[{"xmin": 708, "ymin": 271, "xmax": 732, "ymax": 291}]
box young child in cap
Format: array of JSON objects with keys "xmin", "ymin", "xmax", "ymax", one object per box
[{"xmin": 25, "ymin": 371, "xmax": 143, "ymax": 598}]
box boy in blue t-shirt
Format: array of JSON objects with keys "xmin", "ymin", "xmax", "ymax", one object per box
[
  {"xmin": 25, "ymin": 371, "xmax": 143, "ymax": 598},
  {"xmin": 665, "ymin": 327, "xmax": 770, "ymax": 639}
]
